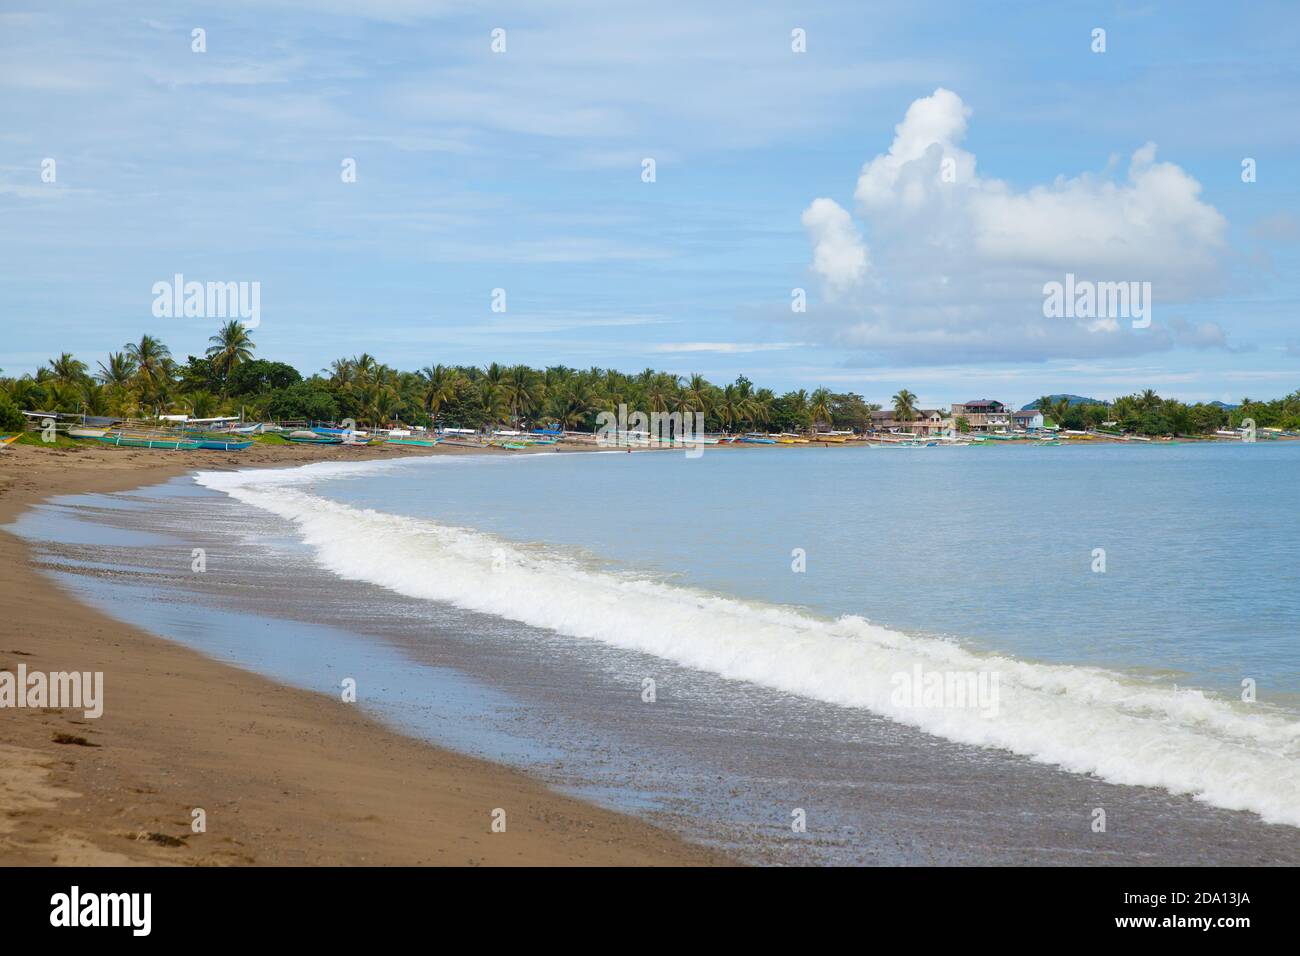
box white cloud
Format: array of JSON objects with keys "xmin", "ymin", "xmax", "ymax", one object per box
[
  {"xmin": 800, "ymin": 88, "xmax": 1232, "ymax": 362},
  {"xmin": 801, "ymin": 198, "xmax": 868, "ymax": 296}
]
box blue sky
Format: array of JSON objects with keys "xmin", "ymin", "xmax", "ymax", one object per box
[{"xmin": 2, "ymin": 0, "xmax": 1298, "ymax": 409}]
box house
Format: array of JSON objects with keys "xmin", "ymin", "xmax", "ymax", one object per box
[
  {"xmin": 1012, "ymin": 409, "xmax": 1045, "ymax": 432},
  {"xmin": 950, "ymin": 400, "xmax": 1011, "ymax": 432},
  {"xmin": 870, "ymin": 408, "xmax": 952, "ymax": 436}
]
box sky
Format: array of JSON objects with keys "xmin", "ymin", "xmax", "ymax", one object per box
[{"xmin": 2, "ymin": 0, "xmax": 1298, "ymax": 410}]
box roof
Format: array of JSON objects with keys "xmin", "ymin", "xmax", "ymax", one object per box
[{"xmin": 959, "ymin": 399, "xmax": 1004, "ymax": 409}]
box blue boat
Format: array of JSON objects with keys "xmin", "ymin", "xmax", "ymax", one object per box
[{"xmin": 195, "ymin": 439, "xmax": 254, "ymax": 451}]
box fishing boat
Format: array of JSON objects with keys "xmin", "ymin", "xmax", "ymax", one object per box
[
  {"xmin": 811, "ymin": 433, "xmax": 848, "ymax": 443},
  {"xmin": 97, "ymin": 433, "xmax": 200, "ymax": 450},
  {"xmin": 194, "ymin": 439, "xmax": 254, "ymax": 451},
  {"xmin": 67, "ymin": 426, "xmax": 108, "ymax": 439},
  {"xmin": 0, "ymin": 434, "xmax": 20, "ymax": 449},
  {"xmin": 385, "ymin": 437, "xmax": 440, "ymax": 447},
  {"xmin": 284, "ymin": 430, "xmax": 342, "ymax": 444},
  {"xmin": 739, "ymin": 434, "xmax": 777, "ymax": 444}
]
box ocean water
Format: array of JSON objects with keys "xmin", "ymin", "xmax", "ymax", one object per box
[{"xmin": 13, "ymin": 443, "xmax": 1300, "ymax": 863}]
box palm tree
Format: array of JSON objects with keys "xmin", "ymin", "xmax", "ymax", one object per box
[
  {"xmin": 206, "ymin": 320, "xmax": 255, "ymax": 390},
  {"xmin": 892, "ymin": 389, "xmax": 918, "ymax": 422},
  {"xmin": 1049, "ymin": 397, "xmax": 1071, "ymax": 428},
  {"xmin": 752, "ymin": 388, "xmax": 775, "ymax": 428},
  {"xmin": 547, "ymin": 379, "xmax": 598, "ymax": 430},
  {"xmin": 810, "ymin": 388, "xmax": 834, "ymax": 430},
  {"xmin": 681, "ymin": 373, "xmax": 711, "ymax": 416},
  {"xmin": 418, "ymin": 365, "xmax": 462, "ymax": 425},
  {"xmin": 355, "ymin": 378, "xmax": 400, "ymax": 427},
  {"xmin": 325, "ymin": 357, "xmax": 356, "ymax": 390},
  {"xmin": 645, "ymin": 373, "xmax": 677, "ymax": 415},
  {"xmin": 125, "ymin": 335, "xmax": 172, "ymax": 415},
  {"xmin": 501, "ymin": 364, "xmax": 540, "ymax": 426},
  {"xmin": 96, "ymin": 352, "xmax": 137, "ymax": 388},
  {"xmin": 47, "ymin": 353, "xmax": 88, "ymax": 385}
]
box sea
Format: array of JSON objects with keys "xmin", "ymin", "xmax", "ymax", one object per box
[{"xmin": 12, "ymin": 442, "xmax": 1300, "ymax": 864}]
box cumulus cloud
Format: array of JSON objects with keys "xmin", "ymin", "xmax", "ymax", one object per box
[
  {"xmin": 801, "ymin": 198, "xmax": 868, "ymax": 296},
  {"xmin": 800, "ymin": 88, "xmax": 1232, "ymax": 362}
]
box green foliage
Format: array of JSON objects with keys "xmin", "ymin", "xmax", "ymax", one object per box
[
  {"xmin": 265, "ymin": 382, "xmax": 339, "ymax": 422},
  {"xmin": 4, "ymin": 323, "xmax": 1300, "ymax": 437},
  {"xmin": 0, "ymin": 391, "xmax": 25, "ymax": 431},
  {"xmin": 227, "ymin": 360, "xmax": 301, "ymax": 397}
]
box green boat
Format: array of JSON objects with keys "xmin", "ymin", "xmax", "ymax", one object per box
[
  {"xmin": 98, "ymin": 434, "xmax": 200, "ymax": 450},
  {"xmin": 385, "ymin": 438, "xmax": 440, "ymax": 447}
]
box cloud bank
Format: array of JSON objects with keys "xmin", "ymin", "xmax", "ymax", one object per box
[{"xmin": 801, "ymin": 88, "xmax": 1231, "ymax": 362}]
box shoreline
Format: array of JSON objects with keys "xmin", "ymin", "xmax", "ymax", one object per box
[{"xmin": 0, "ymin": 442, "xmax": 729, "ymax": 865}]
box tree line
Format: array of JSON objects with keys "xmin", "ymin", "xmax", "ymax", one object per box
[
  {"xmin": 0, "ymin": 321, "xmax": 877, "ymax": 433},
  {"xmin": 2, "ymin": 322, "xmax": 1296, "ymax": 436}
]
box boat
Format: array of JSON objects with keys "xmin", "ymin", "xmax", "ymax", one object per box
[
  {"xmin": 284, "ymin": 430, "xmax": 342, "ymax": 444},
  {"xmin": 97, "ymin": 433, "xmax": 200, "ymax": 450},
  {"xmin": 739, "ymin": 435, "xmax": 776, "ymax": 444},
  {"xmin": 810, "ymin": 433, "xmax": 848, "ymax": 443},
  {"xmin": 0, "ymin": 434, "xmax": 20, "ymax": 449},
  {"xmin": 67, "ymin": 426, "xmax": 108, "ymax": 439},
  {"xmin": 385, "ymin": 437, "xmax": 440, "ymax": 447},
  {"xmin": 194, "ymin": 439, "xmax": 254, "ymax": 451}
]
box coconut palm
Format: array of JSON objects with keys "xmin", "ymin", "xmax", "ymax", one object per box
[
  {"xmin": 206, "ymin": 320, "xmax": 255, "ymax": 389},
  {"xmin": 418, "ymin": 365, "xmax": 463, "ymax": 425},
  {"xmin": 810, "ymin": 388, "xmax": 834, "ymax": 430},
  {"xmin": 96, "ymin": 352, "xmax": 137, "ymax": 389},
  {"xmin": 892, "ymin": 389, "xmax": 918, "ymax": 422},
  {"xmin": 501, "ymin": 364, "xmax": 541, "ymax": 426},
  {"xmin": 124, "ymin": 335, "xmax": 173, "ymax": 415},
  {"xmin": 47, "ymin": 353, "xmax": 89, "ymax": 385},
  {"xmin": 325, "ymin": 357, "xmax": 356, "ymax": 390},
  {"xmin": 547, "ymin": 379, "xmax": 599, "ymax": 430}
]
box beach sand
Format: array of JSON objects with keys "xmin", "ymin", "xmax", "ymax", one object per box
[{"xmin": 0, "ymin": 441, "xmax": 728, "ymax": 866}]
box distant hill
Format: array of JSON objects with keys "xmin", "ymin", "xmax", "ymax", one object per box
[
  {"xmin": 1021, "ymin": 394, "xmax": 1108, "ymax": 411},
  {"xmin": 1208, "ymin": 401, "xmax": 1240, "ymax": 410}
]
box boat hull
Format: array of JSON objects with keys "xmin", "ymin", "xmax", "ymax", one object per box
[
  {"xmin": 97, "ymin": 435, "xmax": 200, "ymax": 450},
  {"xmin": 195, "ymin": 439, "xmax": 254, "ymax": 451}
]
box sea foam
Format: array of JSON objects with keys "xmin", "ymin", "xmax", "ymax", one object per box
[{"xmin": 196, "ymin": 463, "xmax": 1300, "ymax": 828}]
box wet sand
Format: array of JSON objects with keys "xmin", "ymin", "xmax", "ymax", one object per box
[{"xmin": 0, "ymin": 441, "xmax": 728, "ymax": 865}]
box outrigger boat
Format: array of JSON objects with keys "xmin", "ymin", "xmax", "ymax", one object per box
[
  {"xmin": 0, "ymin": 434, "xmax": 20, "ymax": 449},
  {"xmin": 284, "ymin": 430, "xmax": 342, "ymax": 444},
  {"xmin": 67, "ymin": 426, "xmax": 108, "ymax": 439},
  {"xmin": 97, "ymin": 433, "xmax": 200, "ymax": 450},
  {"xmin": 194, "ymin": 438, "xmax": 254, "ymax": 451},
  {"xmin": 385, "ymin": 437, "xmax": 440, "ymax": 447}
]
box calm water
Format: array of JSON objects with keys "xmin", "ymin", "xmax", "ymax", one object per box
[{"xmin": 12, "ymin": 442, "xmax": 1300, "ymax": 863}]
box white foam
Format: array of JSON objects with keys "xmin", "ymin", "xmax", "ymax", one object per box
[{"xmin": 196, "ymin": 465, "xmax": 1300, "ymax": 827}]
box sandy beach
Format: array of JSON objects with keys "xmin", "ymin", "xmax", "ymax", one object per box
[{"xmin": 0, "ymin": 441, "xmax": 728, "ymax": 866}]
